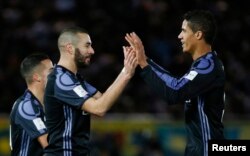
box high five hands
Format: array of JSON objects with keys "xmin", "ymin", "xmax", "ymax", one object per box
[
  {"xmin": 122, "ymin": 46, "xmax": 137, "ymax": 78},
  {"xmin": 125, "ymin": 32, "xmax": 148, "ymax": 69}
]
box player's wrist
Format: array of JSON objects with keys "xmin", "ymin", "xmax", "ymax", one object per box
[
  {"xmin": 139, "ymin": 61, "xmax": 148, "ymax": 69},
  {"xmin": 121, "ymin": 67, "xmax": 133, "ymax": 80}
]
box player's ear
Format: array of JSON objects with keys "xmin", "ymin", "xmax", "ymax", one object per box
[
  {"xmin": 195, "ymin": 31, "xmax": 203, "ymax": 40},
  {"xmin": 65, "ymin": 43, "xmax": 74, "ymax": 55},
  {"xmin": 33, "ymin": 73, "xmax": 41, "ymax": 82}
]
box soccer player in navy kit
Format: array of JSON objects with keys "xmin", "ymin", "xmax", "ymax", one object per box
[
  {"xmin": 44, "ymin": 27, "xmax": 137, "ymax": 155},
  {"xmin": 125, "ymin": 10, "xmax": 225, "ymax": 156},
  {"xmin": 10, "ymin": 53, "xmax": 53, "ymax": 156}
]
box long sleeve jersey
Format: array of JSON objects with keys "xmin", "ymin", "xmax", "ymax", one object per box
[{"xmin": 140, "ymin": 51, "xmax": 225, "ymax": 156}]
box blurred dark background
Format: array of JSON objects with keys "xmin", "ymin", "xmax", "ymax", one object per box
[
  {"xmin": 1, "ymin": 0, "xmax": 250, "ymax": 119},
  {"xmin": 1, "ymin": 0, "xmax": 250, "ymax": 155}
]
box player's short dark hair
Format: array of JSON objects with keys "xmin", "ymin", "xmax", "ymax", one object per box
[
  {"xmin": 58, "ymin": 26, "xmax": 89, "ymax": 48},
  {"xmin": 183, "ymin": 10, "xmax": 217, "ymax": 45},
  {"xmin": 20, "ymin": 53, "xmax": 49, "ymax": 84}
]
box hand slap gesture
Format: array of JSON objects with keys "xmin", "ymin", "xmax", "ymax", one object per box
[
  {"xmin": 122, "ymin": 46, "xmax": 137, "ymax": 78},
  {"xmin": 125, "ymin": 32, "xmax": 148, "ymax": 68}
]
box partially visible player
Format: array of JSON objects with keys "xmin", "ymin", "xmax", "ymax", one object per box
[
  {"xmin": 10, "ymin": 53, "xmax": 53, "ymax": 156},
  {"xmin": 126, "ymin": 10, "xmax": 225, "ymax": 156}
]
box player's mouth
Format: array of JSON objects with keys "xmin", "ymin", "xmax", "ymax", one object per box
[
  {"xmin": 181, "ymin": 42, "xmax": 185, "ymax": 48},
  {"xmin": 85, "ymin": 56, "xmax": 91, "ymax": 62}
]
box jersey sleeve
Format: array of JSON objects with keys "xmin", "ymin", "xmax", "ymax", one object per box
[
  {"xmin": 55, "ymin": 72, "xmax": 94, "ymax": 109},
  {"xmin": 16, "ymin": 100, "xmax": 47, "ymax": 139},
  {"xmin": 140, "ymin": 58, "xmax": 218, "ymax": 104},
  {"xmin": 83, "ymin": 81, "xmax": 98, "ymax": 96}
]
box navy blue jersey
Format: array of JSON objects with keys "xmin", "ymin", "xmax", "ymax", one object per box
[
  {"xmin": 10, "ymin": 90, "xmax": 47, "ymax": 156},
  {"xmin": 44, "ymin": 65, "xmax": 97, "ymax": 156},
  {"xmin": 140, "ymin": 51, "xmax": 225, "ymax": 156}
]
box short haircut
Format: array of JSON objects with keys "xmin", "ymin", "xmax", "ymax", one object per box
[
  {"xmin": 58, "ymin": 26, "xmax": 89, "ymax": 49},
  {"xmin": 20, "ymin": 53, "xmax": 49, "ymax": 84},
  {"xmin": 183, "ymin": 10, "xmax": 217, "ymax": 45}
]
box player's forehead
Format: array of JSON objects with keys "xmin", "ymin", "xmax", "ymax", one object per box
[
  {"xmin": 181, "ymin": 20, "xmax": 193, "ymax": 32},
  {"xmin": 181, "ymin": 20, "xmax": 189, "ymax": 29},
  {"xmin": 77, "ymin": 33, "xmax": 92, "ymax": 44},
  {"xmin": 40, "ymin": 59, "xmax": 53, "ymax": 69}
]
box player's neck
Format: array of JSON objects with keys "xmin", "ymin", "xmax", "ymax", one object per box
[
  {"xmin": 192, "ymin": 44, "xmax": 212, "ymax": 60},
  {"xmin": 58, "ymin": 57, "xmax": 77, "ymax": 75},
  {"xmin": 28, "ymin": 85, "xmax": 44, "ymax": 106}
]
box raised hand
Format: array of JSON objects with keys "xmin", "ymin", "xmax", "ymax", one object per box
[
  {"xmin": 122, "ymin": 46, "xmax": 137, "ymax": 78},
  {"xmin": 125, "ymin": 32, "xmax": 148, "ymax": 68}
]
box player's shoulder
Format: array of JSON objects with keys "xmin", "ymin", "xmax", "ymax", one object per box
[
  {"xmin": 15, "ymin": 90, "xmax": 41, "ymax": 120},
  {"xmin": 192, "ymin": 52, "xmax": 215, "ymax": 74},
  {"xmin": 11, "ymin": 91, "xmax": 34, "ymax": 111},
  {"xmin": 55, "ymin": 65, "xmax": 77, "ymax": 91},
  {"xmin": 17, "ymin": 99, "xmax": 40, "ymax": 121}
]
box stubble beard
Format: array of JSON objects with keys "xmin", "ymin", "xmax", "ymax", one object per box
[{"xmin": 74, "ymin": 48, "xmax": 90, "ymax": 69}]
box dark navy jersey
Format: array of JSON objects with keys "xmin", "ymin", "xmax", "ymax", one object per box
[
  {"xmin": 140, "ymin": 51, "xmax": 225, "ymax": 156},
  {"xmin": 44, "ymin": 65, "xmax": 97, "ymax": 156},
  {"xmin": 10, "ymin": 90, "xmax": 47, "ymax": 156}
]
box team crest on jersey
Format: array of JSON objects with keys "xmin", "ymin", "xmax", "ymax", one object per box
[
  {"xmin": 73, "ymin": 85, "xmax": 88, "ymax": 97},
  {"xmin": 184, "ymin": 70, "xmax": 198, "ymax": 81}
]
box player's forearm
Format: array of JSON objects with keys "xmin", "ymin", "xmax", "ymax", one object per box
[
  {"xmin": 91, "ymin": 71, "xmax": 131, "ymax": 116},
  {"xmin": 147, "ymin": 59, "xmax": 171, "ymax": 74},
  {"xmin": 37, "ymin": 133, "xmax": 48, "ymax": 149},
  {"xmin": 103, "ymin": 71, "xmax": 130, "ymax": 104},
  {"xmin": 140, "ymin": 65, "xmax": 181, "ymax": 104}
]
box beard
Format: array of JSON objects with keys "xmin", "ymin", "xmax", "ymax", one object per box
[{"xmin": 74, "ymin": 48, "xmax": 91, "ymax": 68}]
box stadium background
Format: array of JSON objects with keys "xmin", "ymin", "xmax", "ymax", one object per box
[{"xmin": 0, "ymin": 0, "xmax": 250, "ymax": 155}]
